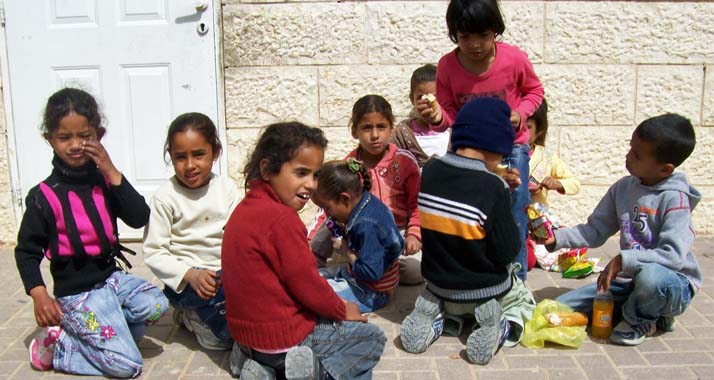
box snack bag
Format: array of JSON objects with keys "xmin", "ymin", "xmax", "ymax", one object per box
[
  {"xmin": 521, "ymin": 299, "xmax": 587, "ymax": 349},
  {"xmin": 526, "ymin": 203, "xmax": 560, "ymax": 240}
]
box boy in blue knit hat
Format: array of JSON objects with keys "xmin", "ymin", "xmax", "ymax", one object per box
[{"xmin": 400, "ymin": 97, "xmax": 535, "ymax": 365}]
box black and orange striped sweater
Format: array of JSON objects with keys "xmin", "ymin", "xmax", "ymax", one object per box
[{"xmin": 419, "ymin": 153, "xmax": 520, "ymax": 303}]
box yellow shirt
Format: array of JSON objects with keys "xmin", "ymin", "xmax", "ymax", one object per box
[{"xmin": 529, "ymin": 145, "xmax": 580, "ymax": 206}]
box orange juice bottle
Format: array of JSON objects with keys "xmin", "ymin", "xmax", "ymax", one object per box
[{"xmin": 591, "ymin": 292, "xmax": 614, "ymax": 340}]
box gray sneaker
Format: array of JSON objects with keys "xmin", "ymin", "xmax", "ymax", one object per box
[
  {"xmin": 400, "ymin": 291, "xmax": 444, "ymax": 353},
  {"xmin": 285, "ymin": 346, "xmax": 320, "ymax": 380},
  {"xmin": 241, "ymin": 358, "xmax": 276, "ymax": 380},
  {"xmin": 466, "ymin": 299, "xmax": 506, "ymax": 365}
]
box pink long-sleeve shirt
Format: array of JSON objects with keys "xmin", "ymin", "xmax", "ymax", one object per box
[{"xmin": 434, "ymin": 42, "xmax": 544, "ymax": 146}]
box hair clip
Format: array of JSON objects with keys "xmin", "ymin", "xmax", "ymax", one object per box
[{"xmin": 346, "ymin": 158, "xmax": 363, "ymax": 173}]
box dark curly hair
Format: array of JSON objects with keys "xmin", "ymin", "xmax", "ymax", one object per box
[
  {"xmin": 42, "ymin": 88, "xmax": 102, "ymax": 137},
  {"xmin": 243, "ymin": 122, "xmax": 328, "ymax": 188},
  {"xmin": 315, "ymin": 159, "xmax": 372, "ymax": 201},
  {"xmin": 164, "ymin": 112, "xmax": 221, "ymax": 163}
]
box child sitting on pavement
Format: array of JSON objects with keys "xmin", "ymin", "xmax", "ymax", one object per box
[
  {"xmin": 545, "ymin": 113, "xmax": 702, "ymax": 346},
  {"xmin": 400, "ymin": 97, "xmax": 535, "ymax": 365}
]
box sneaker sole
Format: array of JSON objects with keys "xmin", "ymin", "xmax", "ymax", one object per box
[
  {"xmin": 285, "ymin": 346, "xmax": 318, "ymax": 380},
  {"xmin": 467, "ymin": 299, "xmax": 501, "ymax": 365},
  {"xmin": 400, "ymin": 292, "xmax": 442, "ymax": 354},
  {"xmin": 29, "ymin": 339, "xmax": 52, "ymax": 371}
]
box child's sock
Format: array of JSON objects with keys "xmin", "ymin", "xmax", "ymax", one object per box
[{"xmin": 29, "ymin": 326, "xmax": 61, "ymax": 371}]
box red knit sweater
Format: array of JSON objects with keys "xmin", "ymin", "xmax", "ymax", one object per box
[{"xmin": 222, "ymin": 180, "xmax": 346, "ymax": 350}]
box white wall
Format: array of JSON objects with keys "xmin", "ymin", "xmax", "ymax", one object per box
[{"xmin": 221, "ymin": 1, "xmax": 714, "ymax": 233}]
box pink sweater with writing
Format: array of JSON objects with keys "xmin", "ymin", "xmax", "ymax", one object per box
[{"xmin": 434, "ymin": 42, "xmax": 544, "ymax": 146}]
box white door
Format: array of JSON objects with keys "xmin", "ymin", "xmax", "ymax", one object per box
[{"xmin": 4, "ymin": 0, "xmax": 222, "ymax": 238}]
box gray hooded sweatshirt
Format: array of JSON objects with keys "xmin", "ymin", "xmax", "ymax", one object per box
[{"xmin": 554, "ymin": 172, "xmax": 702, "ymax": 291}]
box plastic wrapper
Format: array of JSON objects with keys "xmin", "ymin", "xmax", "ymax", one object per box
[
  {"xmin": 521, "ymin": 299, "xmax": 587, "ymax": 349},
  {"xmin": 526, "ymin": 203, "xmax": 561, "ymax": 240}
]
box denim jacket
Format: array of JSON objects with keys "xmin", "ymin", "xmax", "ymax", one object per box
[{"xmin": 346, "ymin": 192, "xmax": 405, "ymax": 282}]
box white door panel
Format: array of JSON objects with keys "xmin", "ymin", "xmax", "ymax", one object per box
[{"xmin": 5, "ymin": 0, "xmax": 220, "ymax": 239}]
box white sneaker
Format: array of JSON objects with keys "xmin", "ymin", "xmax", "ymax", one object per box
[{"xmin": 182, "ymin": 310, "xmax": 232, "ymax": 350}]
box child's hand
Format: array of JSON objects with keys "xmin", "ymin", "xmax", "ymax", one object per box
[
  {"xmin": 597, "ymin": 254, "xmax": 622, "ymax": 293},
  {"xmin": 415, "ymin": 97, "xmax": 442, "ymax": 125},
  {"xmin": 81, "ymin": 140, "xmax": 122, "ymax": 186},
  {"xmin": 539, "ymin": 177, "xmax": 564, "ymax": 192},
  {"xmin": 510, "ymin": 111, "xmax": 521, "ymax": 130},
  {"xmin": 185, "ymin": 269, "xmax": 219, "ymax": 300},
  {"xmin": 503, "ymin": 167, "xmax": 522, "ymax": 192},
  {"xmin": 404, "ymin": 235, "xmax": 421, "ymax": 256},
  {"xmin": 30, "ymin": 286, "xmax": 63, "ymax": 327},
  {"xmin": 343, "ymin": 300, "xmax": 367, "ymax": 322},
  {"xmin": 347, "ymin": 250, "xmax": 358, "ymax": 265}
]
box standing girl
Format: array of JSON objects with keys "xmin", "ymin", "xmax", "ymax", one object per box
[
  {"xmin": 143, "ymin": 113, "xmax": 238, "ymax": 350},
  {"xmin": 223, "ymin": 122, "xmax": 385, "ymax": 380},
  {"xmin": 312, "ymin": 159, "xmax": 404, "ymax": 313},
  {"xmin": 425, "ymin": 0, "xmax": 545, "ymax": 280},
  {"xmin": 14, "ymin": 88, "xmax": 168, "ymax": 378},
  {"xmin": 309, "ymin": 95, "xmax": 423, "ymax": 285}
]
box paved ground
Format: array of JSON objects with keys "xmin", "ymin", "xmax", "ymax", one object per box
[{"xmin": 0, "ymin": 237, "xmax": 711, "ymax": 379}]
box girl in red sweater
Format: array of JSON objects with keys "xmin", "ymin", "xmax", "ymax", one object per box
[{"xmin": 222, "ymin": 122, "xmax": 386, "ymax": 380}]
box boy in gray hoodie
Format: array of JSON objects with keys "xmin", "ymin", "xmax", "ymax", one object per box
[{"xmin": 544, "ymin": 113, "xmax": 701, "ymax": 346}]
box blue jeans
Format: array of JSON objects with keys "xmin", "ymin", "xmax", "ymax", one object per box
[
  {"xmin": 301, "ymin": 319, "xmax": 386, "ymax": 380},
  {"xmin": 163, "ymin": 277, "xmax": 231, "ymax": 342},
  {"xmin": 54, "ymin": 271, "xmax": 169, "ymax": 378},
  {"xmin": 556, "ymin": 263, "xmax": 693, "ymax": 328},
  {"xmin": 502, "ymin": 144, "xmax": 530, "ymax": 281},
  {"xmin": 323, "ymin": 267, "xmax": 390, "ymax": 313}
]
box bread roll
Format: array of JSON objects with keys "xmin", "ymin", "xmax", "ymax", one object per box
[
  {"xmin": 544, "ymin": 312, "xmax": 588, "ymax": 327},
  {"xmin": 421, "ymin": 93, "xmax": 438, "ymax": 112}
]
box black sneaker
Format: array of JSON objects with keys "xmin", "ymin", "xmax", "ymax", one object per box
[{"xmin": 656, "ymin": 316, "xmax": 676, "ymax": 332}]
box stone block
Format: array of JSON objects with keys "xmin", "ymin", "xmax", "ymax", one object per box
[
  {"xmin": 318, "ymin": 65, "xmax": 416, "ymax": 127},
  {"xmin": 500, "ymin": 1, "xmax": 544, "ymax": 64},
  {"xmin": 225, "ymin": 67, "xmax": 319, "ymax": 128},
  {"xmin": 679, "ymin": 127, "xmax": 714, "ymax": 186},
  {"xmin": 223, "ymin": 3, "xmax": 366, "ymax": 66},
  {"xmin": 536, "ymin": 65, "xmax": 636, "ymax": 126},
  {"xmin": 322, "ymin": 126, "xmax": 357, "ymax": 161},
  {"xmin": 226, "ymin": 127, "xmax": 262, "ymax": 184},
  {"xmin": 558, "ymin": 126, "xmax": 632, "ymax": 185},
  {"xmin": 545, "ymin": 2, "xmax": 714, "ymax": 64},
  {"xmin": 364, "ymin": 2, "xmax": 451, "ymax": 65},
  {"xmin": 636, "ymin": 65, "xmax": 703, "ymax": 125}
]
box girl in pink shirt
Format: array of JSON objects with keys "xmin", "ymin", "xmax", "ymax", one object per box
[
  {"xmin": 309, "ymin": 95, "xmax": 423, "ymax": 285},
  {"xmin": 420, "ymin": 0, "xmax": 545, "ymax": 281}
]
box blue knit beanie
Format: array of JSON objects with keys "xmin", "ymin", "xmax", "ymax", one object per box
[{"xmin": 450, "ymin": 97, "xmax": 515, "ymax": 156}]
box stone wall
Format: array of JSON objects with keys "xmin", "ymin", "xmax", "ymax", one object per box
[{"xmin": 222, "ymin": 0, "xmax": 714, "ymax": 233}]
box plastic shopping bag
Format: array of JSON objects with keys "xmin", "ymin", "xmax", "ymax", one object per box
[{"xmin": 521, "ymin": 299, "xmax": 587, "ymax": 349}]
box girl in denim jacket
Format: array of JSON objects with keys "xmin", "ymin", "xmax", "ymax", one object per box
[{"xmin": 312, "ymin": 159, "xmax": 405, "ymax": 313}]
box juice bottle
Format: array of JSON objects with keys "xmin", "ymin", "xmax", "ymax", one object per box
[{"xmin": 591, "ymin": 292, "xmax": 614, "ymax": 340}]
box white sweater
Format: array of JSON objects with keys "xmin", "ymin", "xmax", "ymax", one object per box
[{"xmin": 143, "ymin": 174, "xmax": 239, "ymax": 292}]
